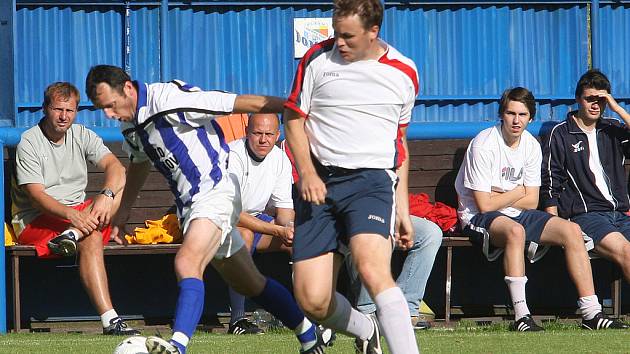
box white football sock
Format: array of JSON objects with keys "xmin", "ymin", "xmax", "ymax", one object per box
[
  {"xmin": 578, "ymin": 294, "xmax": 602, "ymax": 320},
  {"xmin": 319, "ymin": 292, "xmax": 373, "ymax": 340},
  {"xmin": 374, "ymin": 287, "xmax": 419, "ymax": 354},
  {"xmin": 505, "ymin": 276, "xmax": 530, "ymax": 320}
]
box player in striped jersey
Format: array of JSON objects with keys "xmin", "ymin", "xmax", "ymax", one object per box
[{"xmin": 86, "ymin": 65, "xmax": 333, "ymax": 354}]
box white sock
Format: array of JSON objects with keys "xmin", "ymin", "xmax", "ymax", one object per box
[
  {"xmin": 171, "ymin": 332, "xmax": 190, "ymax": 347},
  {"xmin": 320, "ymin": 292, "xmax": 373, "ymax": 340},
  {"xmin": 505, "ymin": 276, "xmax": 530, "ymax": 320},
  {"xmin": 577, "ymin": 295, "xmax": 602, "ymax": 320},
  {"xmin": 100, "ymin": 309, "xmax": 118, "ymax": 328},
  {"xmin": 62, "ymin": 229, "xmax": 81, "ymax": 241},
  {"xmin": 374, "ymin": 287, "xmax": 419, "ymax": 354}
]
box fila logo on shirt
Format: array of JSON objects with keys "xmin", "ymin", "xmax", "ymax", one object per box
[
  {"xmin": 501, "ymin": 167, "xmax": 523, "ymax": 182},
  {"xmin": 572, "ymin": 140, "xmax": 585, "ymax": 153}
]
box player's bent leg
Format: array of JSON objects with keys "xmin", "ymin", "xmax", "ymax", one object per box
[
  {"xmin": 594, "ymin": 232, "xmax": 630, "ymax": 283},
  {"xmin": 350, "ymin": 233, "xmax": 418, "ymax": 354},
  {"xmin": 539, "ymin": 218, "xmax": 595, "ymax": 297},
  {"xmin": 78, "ymin": 230, "xmax": 139, "ymax": 335},
  {"xmin": 292, "ymin": 252, "xmax": 337, "ymax": 320},
  {"xmin": 487, "ymin": 217, "xmax": 526, "ymax": 277},
  {"xmin": 486, "ymin": 217, "xmax": 537, "ymax": 329},
  {"xmin": 214, "ymin": 247, "xmax": 332, "ymax": 352}
]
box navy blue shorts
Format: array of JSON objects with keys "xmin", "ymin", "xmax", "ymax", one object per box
[
  {"xmin": 571, "ymin": 211, "xmax": 630, "ymax": 244},
  {"xmin": 292, "ymin": 166, "xmax": 397, "ymax": 262},
  {"xmin": 462, "ymin": 209, "xmax": 553, "ymax": 262},
  {"xmin": 250, "ymin": 213, "xmax": 274, "ymax": 255}
]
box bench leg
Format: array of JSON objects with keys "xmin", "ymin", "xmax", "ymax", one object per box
[
  {"xmin": 445, "ymin": 245, "xmax": 453, "ymax": 324},
  {"xmin": 611, "ymin": 266, "xmax": 621, "ymax": 318},
  {"xmin": 11, "ymin": 254, "xmax": 20, "ymax": 332}
]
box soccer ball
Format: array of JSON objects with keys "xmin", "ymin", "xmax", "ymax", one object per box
[{"xmin": 113, "ymin": 335, "xmax": 149, "ymax": 354}]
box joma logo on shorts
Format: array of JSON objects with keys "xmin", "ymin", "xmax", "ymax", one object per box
[{"xmin": 368, "ymin": 215, "xmax": 385, "ymax": 223}]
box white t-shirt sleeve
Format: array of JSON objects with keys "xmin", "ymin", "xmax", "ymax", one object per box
[
  {"xmin": 463, "ymin": 146, "xmax": 493, "ymax": 193},
  {"xmin": 81, "ymin": 127, "xmax": 112, "ymax": 166},
  {"xmin": 269, "ymin": 154, "xmax": 294, "ymax": 209},
  {"xmin": 523, "ymin": 140, "xmax": 543, "ymax": 186}
]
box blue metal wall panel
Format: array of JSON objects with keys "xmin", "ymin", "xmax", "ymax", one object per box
[
  {"xmin": 129, "ymin": 6, "xmax": 161, "ymax": 83},
  {"xmin": 166, "ymin": 5, "xmax": 332, "ymax": 96},
  {"xmin": 381, "ymin": 4, "xmax": 589, "ymax": 122},
  {"xmin": 598, "ymin": 4, "xmax": 630, "ymax": 97},
  {"xmin": 15, "ymin": 5, "xmax": 123, "ymax": 127}
]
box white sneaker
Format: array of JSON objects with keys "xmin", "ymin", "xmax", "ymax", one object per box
[{"xmin": 145, "ymin": 336, "xmax": 180, "ymax": 354}]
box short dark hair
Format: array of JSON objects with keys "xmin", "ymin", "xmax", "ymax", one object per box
[
  {"xmin": 43, "ymin": 82, "xmax": 80, "ymax": 109},
  {"xmin": 498, "ymin": 87, "xmax": 536, "ymax": 119},
  {"xmin": 333, "ymin": 0, "xmax": 383, "ymax": 30},
  {"xmin": 85, "ymin": 65, "xmax": 131, "ymax": 102},
  {"xmin": 574, "ymin": 69, "xmax": 611, "ymax": 98}
]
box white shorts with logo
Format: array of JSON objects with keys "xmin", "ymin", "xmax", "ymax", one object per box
[{"xmin": 179, "ymin": 174, "xmax": 244, "ymax": 259}]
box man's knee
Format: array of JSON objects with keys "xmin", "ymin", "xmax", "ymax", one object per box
[
  {"xmin": 294, "ymin": 291, "xmax": 333, "ymax": 321},
  {"xmin": 504, "ymin": 224, "xmax": 526, "ymax": 245}
]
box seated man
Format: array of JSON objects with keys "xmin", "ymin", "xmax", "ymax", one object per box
[
  {"xmin": 345, "ymin": 215, "xmax": 442, "ymax": 330},
  {"xmin": 10, "ymin": 82, "xmax": 139, "ymax": 335},
  {"xmin": 225, "ymin": 113, "xmax": 295, "ymax": 335},
  {"xmin": 455, "ymin": 87, "xmax": 625, "ymax": 331},
  {"xmin": 541, "ymin": 70, "xmax": 630, "ymax": 327}
]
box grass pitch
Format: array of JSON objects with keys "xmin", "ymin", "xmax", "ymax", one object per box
[{"xmin": 0, "ymin": 322, "xmax": 629, "ymax": 353}]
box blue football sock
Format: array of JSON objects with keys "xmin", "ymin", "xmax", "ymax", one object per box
[
  {"xmin": 173, "ymin": 278, "xmax": 205, "ymax": 341},
  {"xmin": 251, "ymin": 277, "xmax": 304, "ymax": 330},
  {"xmin": 229, "ymin": 287, "xmax": 246, "ymax": 324}
]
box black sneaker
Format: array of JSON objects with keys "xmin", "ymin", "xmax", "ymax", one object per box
[
  {"xmin": 510, "ymin": 315, "xmax": 544, "ymax": 332},
  {"xmin": 47, "ymin": 231, "xmax": 77, "ymax": 257},
  {"xmin": 414, "ymin": 320, "xmax": 431, "ymax": 330},
  {"xmin": 145, "ymin": 336, "xmax": 181, "ymax": 354},
  {"xmin": 300, "ymin": 324, "xmax": 335, "ymax": 354},
  {"xmin": 228, "ymin": 318, "xmax": 264, "ymax": 335},
  {"xmin": 103, "ymin": 317, "xmax": 141, "ymax": 336},
  {"xmin": 582, "ymin": 312, "xmax": 629, "ymax": 330},
  {"xmin": 354, "ymin": 314, "xmax": 382, "ymax": 354}
]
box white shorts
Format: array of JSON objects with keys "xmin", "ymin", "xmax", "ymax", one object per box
[{"xmin": 179, "ymin": 174, "xmax": 244, "ymax": 259}]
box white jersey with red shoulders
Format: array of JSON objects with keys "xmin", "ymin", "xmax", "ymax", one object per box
[
  {"xmin": 120, "ymin": 80, "xmax": 237, "ymax": 212},
  {"xmin": 285, "ymin": 38, "xmax": 419, "ymax": 170}
]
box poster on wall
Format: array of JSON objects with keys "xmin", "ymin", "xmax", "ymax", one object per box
[{"xmin": 294, "ymin": 18, "xmax": 334, "ymax": 58}]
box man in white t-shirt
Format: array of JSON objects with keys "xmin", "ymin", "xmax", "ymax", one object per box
[
  {"xmin": 284, "ymin": 1, "xmax": 419, "ymax": 353},
  {"xmin": 224, "ymin": 113, "xmax": 296, "ymax": 335},
  {"xmin": 455, "ymin": 87, "xmax": 625, "ymax": 331}
]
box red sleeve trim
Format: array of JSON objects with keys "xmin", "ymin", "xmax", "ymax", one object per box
[{"xmin": 378, "ymin": 53, "xmax": 419, "ymax": 95}]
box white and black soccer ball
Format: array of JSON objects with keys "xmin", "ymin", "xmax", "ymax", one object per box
[{"xmin": 113, "ymin": 335, "xmax": 149, "ymax": 354}]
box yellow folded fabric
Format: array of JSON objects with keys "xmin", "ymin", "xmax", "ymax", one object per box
[
  {"xmin": 125, "ymin": 214, "xmax": 182, "ymax": 244},
  {"xmin": 4, "ymin": 223, "xmax": 16, "ymax": 246}
]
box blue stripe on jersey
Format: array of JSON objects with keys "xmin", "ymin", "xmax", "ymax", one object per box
[
  {"xmin": 210, "ymin": 119, "xmax": 229, "ymax": 153},
  {"xmin": 154, "ymin": 117, "xmax": 203, "ymax": 204},
  {"xmin": 135, "ymin": 124, "xmax": 185, "ymax": 212},
  {"xmin": 195, "ymin": 125, "xmax": 223, "ymax": 187},
  {"xmin": 176, "ymin": 112, "xmax": 187, "ymax": 125}
]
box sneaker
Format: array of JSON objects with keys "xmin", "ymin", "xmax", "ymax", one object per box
[
  {"xmin": 103, "ymin": 317, "xmax": 141, "ymax": 336},
  {"xmin": 228, "ymin": 318, "xmax": 264, "ymax": 335},
  {"xmin": 145, "ymin": 336, "xmax": 180, "ymax": 354},
  {"xmin": 510, "ymin": 315, "xmax": 544, "ymax": 332},
  {"xmin": 413, "ymin": 320, "xmax": 431, "ymax": 331},
  {"xmin": 354, "ymin": 314, "xmax": 382, "ymax": 354},
  {"xmin": 582, "ymin": 312, "xmax": 629, "ymax": 330},
  {"xmin": 300, "ymin": 325, "xmax": 335, "ymax": 354},
  {"xmin": 47, "ymin": 231, "xmax": 77, "ymax": 257}
]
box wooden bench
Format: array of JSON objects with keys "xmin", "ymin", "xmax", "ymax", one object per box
[{"xmin": 408, "ymin": 138, "xmax": 623, "ymax": 323}]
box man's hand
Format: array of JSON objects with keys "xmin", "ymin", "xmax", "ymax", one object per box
[
  {"xmin": 394, "ymin": 213, "xmax": 414, "ymax": 251},
  {"xmin": 110, "ymin": 210, "xmax": 131, "ymax": 245},
  {"xmin": 90, "ymin": 193, "xmax": 115, "ymax": 228},
  {"xmin": 280, "ymin": 222, "xmax": 294, "ymax": 247},
  {"xmin": 299, "ymin": 171, "xmax": 327, "ymax": 205},
  {"xmin": 67, "ymin": 208, "xmax": 99, "ymax": 236}
]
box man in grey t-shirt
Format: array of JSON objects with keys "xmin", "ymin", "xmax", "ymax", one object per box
[{"xmin": 11, "ymin": 82, "xmax": 139, "ymax": 336}]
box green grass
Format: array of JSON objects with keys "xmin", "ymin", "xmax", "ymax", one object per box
[{"xmin": 0, "ymin": 323, "xmax": 629, "ymax": 353}]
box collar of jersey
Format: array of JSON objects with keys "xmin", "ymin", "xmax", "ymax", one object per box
[{"xmin": 134, "ymin": 80, "xmax": 148, "ymax": 124}]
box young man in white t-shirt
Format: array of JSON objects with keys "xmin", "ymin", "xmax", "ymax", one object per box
[{"xmin": 455, "ymin": 87, "xmax": 625, "ymax": 331}]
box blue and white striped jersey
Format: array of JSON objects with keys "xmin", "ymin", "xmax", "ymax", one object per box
[{"xmin": 121, "ymin": 80, "xmax": 237, "ymax": 212}]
